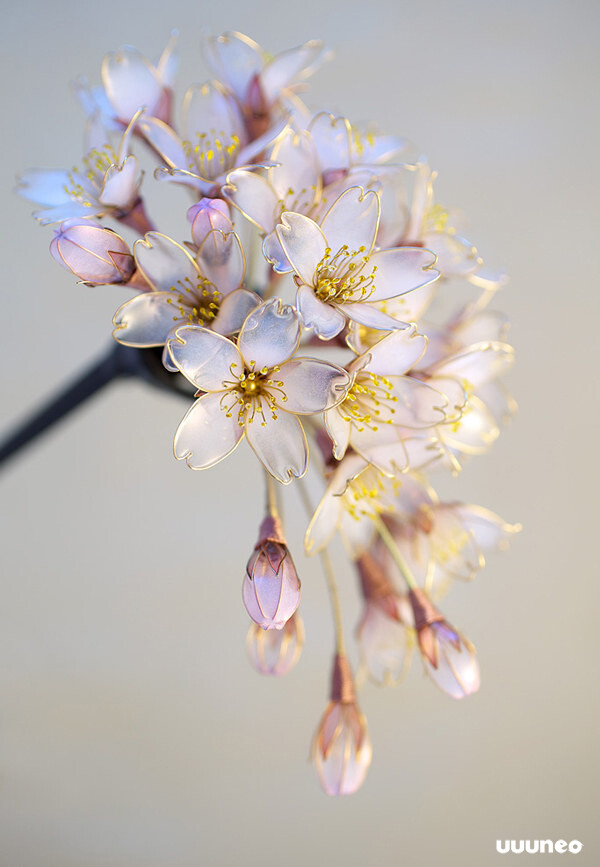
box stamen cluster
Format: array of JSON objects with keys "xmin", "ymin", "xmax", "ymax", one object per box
[{"xmin": 20, "ymin": 29, "xmax": 520, "ymax": 797}]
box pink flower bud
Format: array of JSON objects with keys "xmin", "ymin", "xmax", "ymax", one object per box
[
  {"xmin": 409, "ymin": 588, "xmax": 480, "ymax": 699},
  {"xmin": 242, "ymin": 515, "xmax": 301, "ymax": 630},
  {"xmin": 312, "ymin": 654, "xmax": 372, "ymax": 796},
  {"xmin": 246, "ymin": 611, "xmax": 304, "ymax": 675},
  {"xmin": 187, "ymin": 198, "xmax": 233, "ymax": 246},
  {"xmin": 50, "ymin": 219, "xmax": 134, "ymax": 285}
]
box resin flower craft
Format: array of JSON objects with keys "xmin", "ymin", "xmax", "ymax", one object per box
[{"xmin": 13, "ymin": 29, "xmax": 520, "ymax": 796}]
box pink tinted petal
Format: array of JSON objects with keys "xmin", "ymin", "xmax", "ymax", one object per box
[
  {"xmin": 357, "ymin": 603, "xmax": 413, "ymax": 685},
  {"xmin": 260, "ymin": 40, "xmax": 324, "ymax": 104},
  {"xmin": 204, "ymin": 31, "xmax": 262, "ymax": 101},
  {"xmin": 138, "ymin": 116, "xmax": 188, "ymax": 169},
  {"xmin": 297, "ymin": 286, "xmax": 346, "ymax": 339},
  {"xmin": 112, "ymin": 292, "xmax": 183, "ymax": 346},
  {"xmin": 276, "ymin": 212, "xmax": 327, "ymax": 286},
  {"xmin": 223, "ymin": 169, "xmax": 279, "ymax": 233},
  {"xmin": 168, "ymin": 326, "xmax": 242, "ymax": 390},
  {"xmin": 212, "ymin": 289, "xmax": 261, "ymax": 335},
  {"xmin": 102, "ymin": 47, "xmax": 163, "ymax": 120},
  {"xmin": 425, "ymin": 631, "xmax": 480, "ymax": 699},
  {"xmin": 246, "ymin": 401, "xmax": 308, "ymax": 484},
  {"xmin": 238, "ymin": 299, "xmax": 300, "ymax": 369},
  {"xmin": 365, "ymin": 326, "xmax": 427, "ymax": 376},
  {"xmin": 134, "ymin": 233, "xmax": 198, "ymax": 292},
  {"xmin": 368, "ymin": 247, "xmax": 439, "ymax": 301},
  {"xmin": 338, "ymin": 302, "xmax": 407, "ymax": 331},
  {"xmin": 196, "ymin": 230, "xmax": 245, "ymax": 294},
  {"xmin": 320, "ymin": 186, "xmax": 380, "ymax": 256},
  {"xmin": 174, "ymin": 392, "xmax": 244, "ymax": 469},
  {"xmin": 276, "ymin": 358, "xmax": 349, "ymax": 413}
]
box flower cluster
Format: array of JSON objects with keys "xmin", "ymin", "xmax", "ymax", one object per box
[{"xmin": 20, "ymin": 30, "xmax": 520, "ymax": 796}]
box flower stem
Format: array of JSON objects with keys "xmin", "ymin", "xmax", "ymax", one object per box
[
  {"xmin": 372, "ymin": 514, "xmax": 418, "ymax": 591},
  {"xmin": 297, "ymin": 479, "xmax": 346, "ymax": 656},
  {"xmin": 265, "ymin": 470, "xmax": 279, "ymax": 518}
]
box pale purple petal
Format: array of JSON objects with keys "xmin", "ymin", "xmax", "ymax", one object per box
[
  {"xmin": 212, "ymin": 289, "xmax": 261, "ymax": 335},
  {"xmin": 204, "ymin": 31, "xmax": 262, "ymax": 102},
  {"xmin": 17, "ymin": 169, "xmax": 71, "ymax": 206},
  {"xmin": 320, "ymin": 186, "xmax": 380, "ymax": 256},
  {"xmin": 338, "ymin": 302, "xmax": 407, "ymax": 331},
  {"xmin": 102, "ymin": 46, "xmax": 163, "ymax": 120},
  {"xmin": 276, "ymin": 212, "xmax": 327, "ymax": 285},
  {"xmin": 223, "ymin": 169, "xmax": 279, "ymax": 233},
  {"xmin": 98, "ymin": 155, "xmax": 139, "ymax": 209},
  {"xmin": 174, "ymin": 392, "xmax": 244, "ymax": 469},
  {"xmin": 246, "ymin": 402, "xmax": 308, "ymax": 484},
  {"xmin": 263, "ymin": 230, "xmax": 293, "ymax": 273},
  {"xmin": 368, "ymin": 247, "xmax": 439, "ymax": 301},
  {"xmin": 269, "ymin": 129, "xmax": 321, "ymax": 208},
  {"xmin": 260, "ymin": 41, "xmax": 324, "ymax": 105},
  {"xmin": 138, "ymin": 116, "xmax": 188, "ymax": 169},
  {"xmin": 134, "ymin": 232, "xmax": 198, "ymax": 292},
  {"xmin": 365, "ymin": 327, "xmax": 427, "ymax": 376},
  {"xmin": 309, "ymin": 113, "xmax": 352, "ymax": 173},
  {"xmin": 168, "ymin": 326, "xmax": 242, "ymax": 391},
  {"xmin": 113, "ymin": 292, "xmax": 184, "ymax": 346},
  {"xmin": 275, "ymin": 359, "xmax": 349, "ymax": 413},
  {"xmin": 237, "ymin": 299, "xmax": 300, "ymax": 369},
  {"xmin": 430, "ymin": 342, "xmax": 515, "ymax": 389},
  {"xmin": 196, "ymin": 230, "xmax": 245, "ymax": 294},
  {"xmin": 182, "ymin": 81, "xmax": 241, "ymax": 142}
]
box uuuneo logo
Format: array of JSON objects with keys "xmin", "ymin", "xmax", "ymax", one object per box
[{"xmin": 496, "ymin": 840, "xmax": 583, "ymax": 854}]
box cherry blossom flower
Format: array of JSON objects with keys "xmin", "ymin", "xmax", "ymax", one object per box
[
  {"xmin": 274, "ymin": 186, "xmax": 439, "ymax": 339},
  {"xmin": 242, "ymin": 514, "xmax": 301, "ymax": 629},
  {"xmin": 167, "ymin": 299, "xmax": 350, "ymax": 483},
  {"xmin": 112, "ymin": 230, "xmax": 260, "ymax": 357},
  {"xmin": 50, "ymin": 219, "xmax": 134, "ymax": 285},
  {"xmin": 246, "ymin": 612, "xmax": 304, "ymax": 675}
]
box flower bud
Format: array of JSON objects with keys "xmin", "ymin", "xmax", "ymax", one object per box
[
  {"xmin": 409, "ymin": 587, "xmax": 480, "ymax": 699},
  {"xmin": 355, "ymin": 552, "xmax": 413, "ymax": 685},
  {"xmin": 187, "ymin": 198, "xmax": 233, "ymax": 246},
  {"xmin": 312, "ymin": 654, "xmax": 372, "ymax": 796},
  {"xmin": 246, "ymin": 611, "xmax": 304, "ymax": 675},
  {"xmin": 50, "ymin": 219, "xmax": 134, "ymax": 285},
  {"xmin": 242, "ymin": 515, "xmax": 301, "ymax": 630}
]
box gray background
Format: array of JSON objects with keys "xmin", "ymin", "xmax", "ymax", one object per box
[{"xmin": 1, "ymin": 1, "xmax": 598, "ymax": 865}]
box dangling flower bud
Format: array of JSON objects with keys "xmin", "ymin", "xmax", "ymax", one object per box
[
  {"xmin": 50, "ymin": 219, "xmax": 134, "ymax": 285},
  {"xmin": 409, "ymin": 588, "xmax": 480, "ymax": 699},
  {"xmin": 247, "ymin": 611, "xmax": 304, "ymax": 675},
  {"xmin": 355, "ymin": 552, "xmax": 414, "ymax": 685},
  {"xmin": 187, "ymin": 198, "xmax": 233, "ymax": 246},
  {"xmin": 312, "ymin": 654, "xmax": 372, "ymax": 796},
  {"xmin": 242, "ymin": 515, "xmax": 301, "ymax": 630}
]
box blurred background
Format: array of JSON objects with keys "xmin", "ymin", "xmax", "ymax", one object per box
[{"xmin": 1, "ymin": 0, "xmax": 598, "ymax": 864}]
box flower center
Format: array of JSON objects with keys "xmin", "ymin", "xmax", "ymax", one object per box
[
  {"xmin": 64, "ymin": 144, "xmax": 118, "ymax": 201},
  {"xmin": 343, "ymin": 466, "xmax": 400, "ymax": 521},
  {"xmin": 341, "ymin": 372, "xmax": 398, "ymax": 432},
  {"xmin": 166, "ymin": 276, "xmax": 222, "ymax": 326},
  {"xmin": 184, "ymin": 130, "xmax": 241, "ymax": 179},
  {"xmin": 221, "ymin": 364, "xmax": 288, "ymax": 427},
  {"xmin": 314, "ymin": 245, "xmax": 378, "ymax": 304}
]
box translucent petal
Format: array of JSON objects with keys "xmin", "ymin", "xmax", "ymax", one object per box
[
  {"xmin": 246, "ymin": 401, "xmax": 308, "ymax": 484},
  {"xmin": 431, "ymin": 505, "xmax": 482, "ymax": 580},
  {"xmin": 16, "ymin": 169, "xmax": 71, "ymax": 205},
  {"xmin": 263, "ymin": 230, "xmax": 293, "ymax": 273},
  {"xmin": 196, "ymin": 230, "xmax": 245, "ymax": 294},
  {"xmin": 212, "ymin": 289, "xmax": 261, "ymax": 336},
  {"xmin": 276, "ymin": 212, "xmax": 327, "ymax": 285},
  {"xmin": 351, "ymin": 430, "xmax": 409, "ymax": 476},
  {"xmin": 204, "ymin": 31, "xmax": 262, "ymax": 101},
  {"xmin": 237, "ymin": 299, "xmax": 300, "ymax": 369},
  {"xmin": 320, "ymin": 186, "xmax": 380, "ymax": 257},
  {"xmin": 134, "ymin": 232, "xmax": 198, "ymax": 293},
  {"xmin": 269, "ymin": 129, "xmax": 321, "ymax": 208},
  {"xmin": 182, "ymin": 81, "xmax": 240, "ymax": 142},
  {"xmin": 452, "ymin": 311, "xmax": 510, "ymax": 347},
  {"xmin": 357, "ymin": 603, "xmax": 413, "ymax": 685},
  {"xmin": 275, "ymin": 358, "xmax": 349, "ymax": 413},
  {"xmin": 235, "ymin": 119, "xmax": 288, "ymax": 167},
  {"xmin": 324, "ymin": 407, "xmax": 351, "ymax": 460},
  {"xmin": 477, "ymin": 380, "xmax": 518, "ymax": 426},
  {"xmin": 442, "ymin": 396, "xmax": 500, "ymax": 454},
  {"xmin": 168, "ymin": 326, "xmax": 242, "ymax": 390},
  {"xmin": 102, "ymin": 46, "xmax": 163, "ymax": 121},
  {"xmin": 424, "ymin": 230, "xmax": 480, "ymax": 277},
  {"xmin": 428, "ymin": 376, "xmax": 467, "ymax": 422},
  {"xmin": 174, "ymin": 392, "xmax": 244, "ymax": 469},
  {"xmin": 368, "ymin": 247, "xmax": 439, "ymax": 301},
  {"xmin": 431, "ymin": 342, "xmax": 515, "ymax": 389},
  {"xmin": 454, "ymin": 505, "xmax": 521, "ymax": 552},
  {"xmin": 297, "ymin": 286, "xmax": 346, "ymax": 339},
  {"xmin": 33, "ymin": 203, "xmax": 101, "ymax": 225},
  {"xmin": 425, "ymin": 630, "xmax": 480, "ymax": 699},
  {"xmin": 223, "ymin": 169, "xmax": 279, "ymax": 233},
  {"xmin": 138, "ymin": 116, "xmax": 188, "ymax": 169},
  {"xmin": 365, "ymin": 326, "xmax": 427, "ymax": 376},
  {"xmin": 338, "ymin": 302, "xmax": 407, "ymax": 331},
  {"xmin": 261, "ymin": 41, "xmax": 323, "ymax": 103},
  {"xmin": 304, "ymin": 490, "xmax": 340, "ymax": 555},
  {"xmin": 113, "ymin": 291, "xmax": 184, "ymax": 346},
  {"xmin": 99, "ymin": 155, "xmax": 139, "ymax": 209},
  {"xmin": 309, "ymin": 113, "xmax": 352, "ymax": 173},
  {"xmin": 384, "ymin": 377, "xmax": 448, "ymax": 427}
]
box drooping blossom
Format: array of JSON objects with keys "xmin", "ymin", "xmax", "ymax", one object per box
[
  {"xmin": 167, "ymin": 299, "xmax": 350, "ymax": 483},
  {"xmin": 50, "ymin": 219, "xmax": 134, "ymax": 285},
  {"xmin": 242, "ymin": 514, "xmax": 301, "ymax": 630},
  {"xmin": 247, "ymin": 611, "xmax": 305, "ymax": 675}
]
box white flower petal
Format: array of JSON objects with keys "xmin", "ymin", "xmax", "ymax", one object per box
[
  {"xmin": 102, "ymin": 46, "xmax": 163, "ymax": 121},
  {"xmin": 223, "ymin": 169, "xmax": 279, "ymax": 233},
  {"xmin": 99, "ymin": 155, "xmax": 139, "ymax": 209},
  {"xmin": 32, "ymin": 203, "xmax": 102, "ymax": 224},
  {"xmin": 174, "ymin": 392, "xmax": 244, "ymax": 469},
  {"xmin": 182, "ymin": 81, "xmax": 241, "ymax": 142},
  {"xmin": 320, "ymin": 186, "xmax": 380, "ymax": 256},
  {"xmin": 168, "ymin": 326, "xmax": 242, "ymax": 391},
  {"xmin": 138, "ymin": 116, "xmax": 188, "ymax": 169},
  {"xmin": 297, "ymin": 286, "xmax": 346, "ymax": 338},
  {"xmin": 324, "ymin": 407, "xmax": 351, "ymax": 460},
  {"xmin": 431, "ymin": 342, "xmax": 515, "ymax": 390},
  {"xmin": 134, "ymin": 232, "xmax": 198, "ymax": 292},
  {"xmin": 263, "ymin": 230, "xmax": 293, "ymax": 273},
  {"xmin": 305, "ymin": 490, "xmax": 340, "ymax": 555},
  {"xmin": 113, "ymin": 292, "xmax": 184, "ymax": 346},
  {"xmin": 17, "ymin": 169, "xmax": 71, "ymax": 205},
  {"xmin": 351, "ymin": 430, "xmax": 409, "ymax": 476},
  {"xmin": 269, "ymin": 129, "xmax": 321, "ymax": 208},
  {"xmin": 276, "ymin": 358, "xmax": 349, "ymax": 413},
  {"xmin": 442, "ymin": 396, "xmax": 500, "ymax": 454},
  {"xmin": 204, "ymin": 31, "xmax": 262, "ymax": 102},
  {"xmin": 237, "ymin": 298, "xmax": 300, "ymax": 369},
  {"xmin": 260, "ymin": 40, "xmax": 324, "ymax": 105},
  {"xmin": 365, "ymin": 326, "xmax": 427, "ymax": 376},
  {"xmin": 246, "ymin": 401, "xmax": 307, "ymax": 484},
  {"xmin": 385, "ymin": 377, "xmax": 448, "ymax": 427},
  {"xmin": 276, "ymin": 212, "xmax": 327, "ymax": 285},
  {"xmin": 338, "ymin": 302, "xmax": 407, "ymax": 331},
  {"xmin": 309, "ymin": 113, "xmax": 352, "ymax": 173},
  {"xmin": 212, "ymin": 289, "xmax": 261, "ymax": 335},
  {"xmin": 453, "ymin": 505, "xmax": 521, "ymax": 552},
  {"xmin": 368, "ymin": 247, "xmax": 439, "ymax": 301}
]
